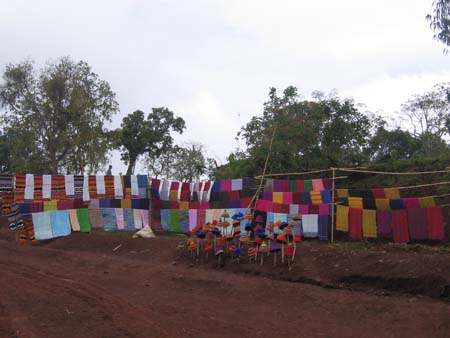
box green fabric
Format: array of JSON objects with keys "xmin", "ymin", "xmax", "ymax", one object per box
[
  {"xmin": 304, "ymin": 179, "xmax": 313, "ymax": 192},
  {"xmin": 289, "ymin": 180, "xmax": 297, "ymax": 193},
  {"xmin": 76, "ymin": 208, "xmax": 91, "ymax": 233},
  {"xmin": 170, "ymin": 210, "xmax": 181, "ymax": 232}
]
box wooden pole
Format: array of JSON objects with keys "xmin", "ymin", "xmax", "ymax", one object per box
[{"xmin": 331, "ymin": 167, "xmax": 336, "ymax": 244}]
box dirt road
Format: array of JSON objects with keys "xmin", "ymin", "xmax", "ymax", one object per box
[{"xmin": 1, "ymin": 231, "xmax": 450, "ymax": 338}]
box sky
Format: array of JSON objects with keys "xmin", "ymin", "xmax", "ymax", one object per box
[{"xmin": 0, "ymin": 0, "xmax": 449, "ymax": 174}]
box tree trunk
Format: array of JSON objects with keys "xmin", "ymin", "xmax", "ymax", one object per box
[{"xmin": 126, "ymin": 158, "xmax": 136, "ymax": 176}]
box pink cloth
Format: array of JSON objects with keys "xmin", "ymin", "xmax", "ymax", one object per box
[
  {"xmin": 221, "ymin": 179, "xmax": 232, "ymax": 191},
  {"xmin": 312, "ymin": 179, "xmax": 324, "ymax": 191},
  {"xmin": 318, "ymin": 204, "xmax": 330, "ymax": 215},
  {"xmin": 189, "ymin": 209, "xmax": 197, "ymax": 230},
  {"xmin": 115, "ymin": 208, "xmax": 124, "ymax": 230},
  {"xmin": 403, "ymin": 198, "xmax": 420, "ymax": 209},
  {"xmin": 141, "ymin": 210, "xmax": 149, "ymax": 227},
  {"xmin": 282, "ymin": 192, "xmax": 293, "ymax": 205},
  {"xmin": 299, "ymin": 204, "xmax": 309, "ymax": 215}
]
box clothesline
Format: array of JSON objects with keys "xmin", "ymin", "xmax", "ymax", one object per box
[{"xmin": 336, "ymin": 168, "xmax": 450, "ymax": 175}]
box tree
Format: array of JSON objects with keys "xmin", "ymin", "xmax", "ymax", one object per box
[
  {"xmin": 144, "ymin": 146, "xmax": 178, "ymax": 179},
  {"xmin": 119, "ymin": 108, "xmax": 185, "ymax": 175},
  {"xmin": 0, "ymin": 57, "xmax": 119, "ymax": 174},
  {"xmin": 171, "ymin": 142, "xmax": 207, "ymax": 181},
  {"xmin": 427, "ymin": 0, "xmax": 450, "ymax": 50},
  {"xmin": 0, "ymin": 131, "xmax": 10, "ymax": 172},
  {"xmin": 236, "ymin": 86, "xmax": 374, "ymax": 177}
]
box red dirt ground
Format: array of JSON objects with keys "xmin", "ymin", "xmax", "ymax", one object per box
[{"xmin": 1, "ymin": 228, "xmax": 450, "ymax": 338}]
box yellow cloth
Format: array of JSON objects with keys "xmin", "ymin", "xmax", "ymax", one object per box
[
  {"xmin": 179, "ymin": 201, "xmax": 189, "ymax": 210},
  {"xmin": 384, "ymin": 188, "xmax": 400, "ymax": 199},
  {"xmin": 69, "ymin": 209, "xmax": 80, "ymax": 231},
  {"xmin": 336, "ymin": 205, "xmax": 349, "ymax": 232},
  {"xmin": 375, "ymin": 198, "xmax": 390, "ymax": 210},
  {"xmin": 44, "ymin": 200, "xmax": 57, "ymax": 211},
  {"xmin": 336, "ymin": 189, "xmax": 348, "ymax": 198},
  {"xmin": 272, "ymin": 192, "xmax": 283, "ymax": 204},
  {"xmin": 419, "ymin": 196, "xmax": 436, "ymax": 208},
  {"xmin": 169, "ymin": 190, "xmax": 178, "ymax": 201},
  {"xmin": 362, "ymin": 209, "xmax": 377, "ymax": 238},
  {"xmin": 348, "ymin": 197, "xmax": 363, "ymax": 209},
  {"xmin": 121, "ymin": 198, "xmax": 131, "ymax": 209},
  {"xmin": 310, "ymin": 191, "xmax": 323, "ymax": 205}
]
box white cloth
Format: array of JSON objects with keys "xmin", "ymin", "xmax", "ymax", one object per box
[
  {"xmin": 289, "ymin": 204, "xmax": 299, "ymax": 215},
  {"xmin": 231, "ymin": 178, "xmax": 243, "ymax": 191},
  {"xmin": 96, "ymin": 175, "xmax": 105, "ymax": 195},
  {"xmin": 82, "ymin": 175, "xmax": 90, "ymax": 201},
  {"xmin": 65, "ymin": 175, "xmax": 74, "ymax": 197},
  {"xmin": 160, "ymin": 180, "xmax": 170, "ymax": 200},
  {"xmin": 114, "ymin": 175, "xmax": 123, "ymax": 198},
  {"xmin": 42, "ymin": 175, "xmax": 52, "ymax": 199},
  {"xmin": 130, "ymin": 175, "xmax": 139, "ymax": 196},
  {"xmin": 302, "ymin": 214, "xmax": 319, "ymax": 238},
  {"xmin": 24, "ymin": 174, "xmax": 34, "ymax": 200},
  {"xmin": 133, "ymin": 209, "xmax": 143, "ymax": 229}
]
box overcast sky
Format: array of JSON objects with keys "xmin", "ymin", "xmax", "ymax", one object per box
[{"xmin": 1, "ymin": 0, "xmax": 449, "ymax": 174}]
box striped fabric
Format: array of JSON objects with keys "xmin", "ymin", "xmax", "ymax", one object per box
[
  {"xmin": 15, "ymin": 174, "xmax": 26, "ymax": 203},
  {"xmin": 74, "ymin": 175, "xmax": 84, "ymax": 198},
  {"xmin": 51, "ymin": 175, "xmax": 66, "ymax": 200},
  {"xmin": 104, "ymin": 176, "xmax": 115, "ymax": 198},
  {"xmin": 392, "ymin": 210, "xmax": 409, "ymax": 243},
  {"xmin": 34, "ymin": 175, "xmax": 43, "ymax": 201}
]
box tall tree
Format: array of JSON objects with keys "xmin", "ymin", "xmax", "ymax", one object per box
[
  {"xmin": 237, "ymin": 86, "xmax": 374, "ymax": 176},
  {"xmin": 119, "ymin": 108, "xmax": 185, "ymax": 175},
  {"xmin": 170, "ymin": 142, "xmax": 207, "ymax": 181},
  {"xmin": 0, "ymin": 57, "xmax": 119, "ymax": 174}
]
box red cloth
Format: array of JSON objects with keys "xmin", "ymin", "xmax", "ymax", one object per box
[
  {"xmin": 427, "ymin": 206, "xmax": 445, "ymax": 240},
  {"xmin": 403, "ymin": 198, "xmax": 420, "ymax": 209},
  {"xmin": 189, "ymin": 201, "xmax": 200, "ymax": 209},
  {"xmin": 292, "ymin": 192, "xmax": 302, "ymax": 204},
  {"xmin": 296, "ymin": 180, "xmax": 304, "ymax": 192},
  {"xmin": 180, "ymin": 191, "xmax": 190, "ymax": 201},
  {"xmin": 229, "ymin": 191, "xmax": 240, "ymax": 201},
  {"xmin": 181, "ymin": 182, "xmax": 190, "ymax": 191},
  {"xmin": 348, "ymin": 208, "xmax": 363, "ymax": 240},
  {"xmin": 240, "ymin": 197, "xmax": 252, "ymax": 209},
  {"xmin": 392, "ymin": 210, "xmax": 409, "ymax": 243},
  {"xmin": 170, "ymin": 181, "xmax": 179, "ymax": 190},
  {"xmin": 151, "ymin": 179, "xmax": 160, "ymax": 189},
  {"xmin": 371, "ymin": 188, "xmax": 386, "ymax": 199}
]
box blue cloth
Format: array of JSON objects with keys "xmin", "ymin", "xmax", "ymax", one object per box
[
  {"xmin": 32, "ymin": 212, "xmax": 53, "ymax": 240},
  {"xmin": 320, "ymin": 190, "xmax": 332, "ymax": 204},
  {"xmin": 131, "ymin": 199, "xmax": 141, "ymax": 209},
  {"xmin": 160, "ymin": 209, "xmax": 170, "ymax": 231},
  {"xmin": 178, "ymin": 210, "xmax": 190, "ymax": 233},
  {"xmin": 123, "ymin": 208, "xmax": 135, "ymax": 231},
  {"xmin": 301, "ymin": 192, "xmax": 312, "ymax": 204},
  {"xmin": 211, "ymin": 181, "xmax": 221, "ymax": 192},
  {"xmin": 318, "ymin": 215, "xmax": 329, "ymax": 241},
  {"xmin": 102, "ymin": 208, "xmax": 117, "ymax": 232},
  {"xmin": 137, "ymin": 175, "xmax": 148, "ymax": 188},
  {"xmin": 50, "ymin": 210, "xmax": 71, "ymax": 238},
  {"xmin": 18, "ymin": 202, "xmax": 32, "ymax": 215},
  {"xmin": 99, "ymin": 199, "xmax": 110, "ymax": 208},
  {"xmin": 390, "ymin": 198, "xmax": 405, "ymax": 210}
]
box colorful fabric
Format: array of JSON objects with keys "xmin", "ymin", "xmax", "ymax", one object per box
[
  {"xmin": 89, "ymin": 199, "xmax": 100, "ymax": 209},
  {"xmin": 403, "ymin": 198, "xmax": 420, "ymax": 209},
  {"xmin": 150, "ymin": 179, "xmax": 160, "ymax": 199},
  {"xmin": 120, "ymin": 198, "xmax": 131, "ymax": 209},
  {"xmin": 82, "ymin": 175, "xmax": 90, "ymax": 201},
  {"xmin": 336, "ymin": 189, "xmax": 348, "ymax": 198},
  {"xmin": 50, "ymin": 210, "xmax": 71, "ymax": 237},
  {"xmin": 0, "ymin": 174, "xmax": 13, "ymax": 192},
  {"xmin": 389, "ymin": 198, "xmax": 404, "ymax": 210},
  {"xmin": 123, "ymin": 208, "xmax": 135, "ymax": 231},
  {"xmin": 303, "ymin": 180, "xmax": 313, "ymax": 192},
  {"xmin": 179, "ymin": 210, "xmax": 189, "ymax": 232},
  {"xmin": 407, "ymin": 208, "xmax": 427, "ymax": 240},
  {"xmin": 141, "ymin": 209, "xmax": 149, "ymax": 227},
  {"xmin": 318, "ymin": 215, "xmax": 329, "ymax": 241},
  {"xmin": 371, "ymin": 188, "xmax": 386, "ymax": 199},
  {"xmin": 348, "ymin": 197, "xmax": 363, "ymax": 209},
  {"xmin": 427, "ymin": 206, "xmax": 444, "ymax": 240},
  {"xmin": 102, "ymin": 208, "xmax": 117, "ymax": 232},
  {"xmin": 42, "ymin": 175, "xmax": 52, "ymax": 199},
  {"xmin": 74, "ymin": 175, "xmax": 84, "ymax": 199},
  {"xmin": 104, "ymin": 176, "xmax": 115, "ymax": 198},
  {"xmin": 25, "ymin": 174, "xmax": 34, "ymax": 200},
  {"xmin": 375, "ymin": 199, "xmax": 390, "ymax": 211},
  {"xmin": 15, "ymin": 174, "xmax": 25, "ymax": 203},
  {"xmin": 64, "ymin": 175, "xmax": 74, "ymax": 198},
  {"xmin": 52, "ymin": 175, "xmax": 66, "ymax": 200},
  {"xmin": 44, "ymin": 200, "xmax": 57, "ymax": 212},
  {"xmin": 348, "ymin": 208, "xmax": 363, "ymax": 240},
  {"xmin": 137, "ymin": 175, "xmax": 148, "ymax": 198},
  {"xmin": 130, "ymin": 175, "xmax": 139, "ymax": 197},
  {"xmin": 95, "ymin": 175, "xmax": 105, "ymax": 197},
  {"xmin": 76, "ymin": 208, "xmax": 91, "ymax": 232},
  {"xmin": 69, "ymin": 209, "xmax": 80, "ymax": 231},
  {"xmin": 318, "ymin": 204, "xmax": 330, "ymax": 215},
  {"xmin": 384, "ymin": 188, "xmax": 400, "ymax": 199},
  {"xmin": 376, "ymin": 210, "xmax": 392, "ymax": 238},
  {"xmin": 312, "ymin": 179, "xmax": 324, "ymax": 191},
  {"xmin": 302, "ymin": 214, "xmax": 318, "ymax": 238},
  {"xmin": 272, "ymin": 192, "xmax": 283, "ymax": 204},
  {"xmin": 301, "ymin": 192, "xmax": 312, "ymax": 204},
  {"xmin": 133, "ymin": 209, "xmax": 143, "ymax": 229},
  {"xmin": 88, "ymin": 208, "xmax": 103, "ymax": 228},
  {"xmin": 170, "ymin": 209, "xmax": 181, "ymax": 232},
  {"xmin": 115, "ymin": 208, "xmax": 125, "ymax": 230},
  {"xmin": 33, "ymin": 175, "xmax": 43, "ymax": 201},
  {"xmin": 320, "ymin": 190, "xmax": 332, "ymax": 204},
  {"xmin": 392, "ymin": 209, "xmax": 409, "ymax": 243},
  {"xmin": 419, "ymin": 196, "xmax": 436, "ymax": 208},
  {"xmin": 113, "ymin": 175, "xmax": 124, "ymax": 198},
  {"xmin": 322, "ymin": 178, "xmax": 332, "ymax": 190},
  {"xmin": 310, "ymin": 191, "xmax": 322, "ymax": 205},
  {"xmin": 362, "ymin": 209, "xmax": 377, "ymax": 238},
  {"xmin": 32, "ymin": 212, "xmax": 53, "ymax": 240},
  {"xmin": 160, "ymin": 180, "xmax": 170, "ymax": 200},
  {"xmin": 362, "ymin": 198, "xmax": 376, "ymax": 210}
]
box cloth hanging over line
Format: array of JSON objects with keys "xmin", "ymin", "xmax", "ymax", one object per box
[
  {"xmin": 348, "ymin": 208, "xmax": 363, "ymax": 240},
  {"xmin": 50, "ymin": 210, "xmax": 71, "ymax": 238},
  {"xmin": 131, "ymin": 175, "xmax": 139, "ymax": 197},
  {"xmin": 25, "ymin": 174, "xmax": 34, "ymax": 200},
  {"xmin": 318, "ymin": 215, "xmax": 329, "ymax": 241},
  {"xmin": 376, "ymin": 210, "xmax": 392, "ymax": 238},
  {"xmin": 42, "ymin": 175, "xmax": 52, "ymax": 199},
  {"xmin": 115, "ymin": 208, "xmax": 125, "ymax": 230},
  {"xmin": 76, "ymin": 208, "xmax": 91, "ymax": 233},
  {"xmin": 362, "ymin": 209, "xmax": 377, "ymax": 238},
  {"xmin": 302, "ymin": 214, "xmax": 318, "ymax": 238},
  {"xmin": 65, "ymin": 175, "xmax": 75, "ymax": 198},
  {"xmin": 102, "ymin": 208, "xmax": 117, "ymax": 232},
  {"xmin": 392, "ymin": 209, "xmax": 409, "ymax": 243},
  {"xmin": 133, "ymin": 209, "xmax": 143, "ymax": 229},
  {"xmin": 427, "ymin": 206, "xmax": 444, "ymax": 240},
  {"xmin": 407, "ymin": 208, "xmax": 427, "ymax": 240},
  {"xmin": 83, "ymin": 175, "xmax": 90, "ymax": 201},
  {"xmin": 69, "ymin": 209, "xmax": 80, "ymax": 231},
  {"xmin": 32, "ymin": 212, "xmax": 53, "ymax": 240},
  {"xmin": 96, "ymin": 175, "xmax": 106, "ymax": 196}
]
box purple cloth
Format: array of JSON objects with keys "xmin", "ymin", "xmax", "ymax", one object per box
[
  {"xmin": 376, "ymin": 210, "xmax": 392, "ymax": 238},
  {"xmin": 407, "ymin": 208, "xmax": 428, "ymax": 240},
  {"xmin": 322, "ymin": 178, "xmax": 332, "ymax": 190}
]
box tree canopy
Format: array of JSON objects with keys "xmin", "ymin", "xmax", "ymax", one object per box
[
  {"xmin": 0, "ymin": 57, "xmax": 119, "ymax": 174},
  {"xmin": 119, "ymin": 108, "xmax": 185, "ymax": 175},
  {"xmin": 427, "ymin": 0, "xmax": 450, "ymax": 49}
]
